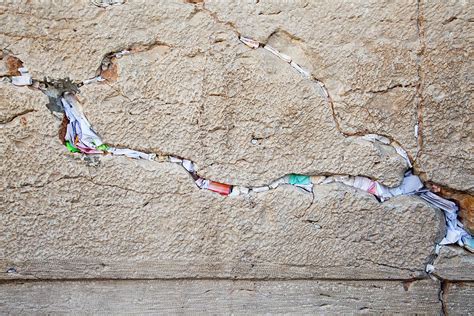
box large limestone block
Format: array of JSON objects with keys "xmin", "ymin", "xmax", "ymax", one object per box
[
  {"xmin": 205, "ymin": 0, "xmax": 474, "ymax": 192},
  {"xmin": 1, "ymin": 175, "xmax": 444, "ymax": 280},
  {"xmin": 417, "ymin": 0, "xmax": 474, "ymax": 192},
  {"xmin": 79, "ymin": 34, "xmax": 407, "ymax": 186},
  {"xmin": 0, "ymin": 280, "xmax": 441, "ymax": 314},
  {"xmin": 1, "ymin": 0, "xmax": 471, "ymax": 191},
  {"xmin": 1, "ymin": 81, "xmax": 444, "ymax": 280},
  {"xmin": 1, "ymin": 1, "xmax": 409, "ymax": 187}
]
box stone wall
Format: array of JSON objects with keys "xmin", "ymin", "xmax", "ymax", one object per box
[{"xmin": 1, "ymin": 0, "xmax": 472, "ymax": 314}]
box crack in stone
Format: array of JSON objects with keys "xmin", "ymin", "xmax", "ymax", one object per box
[
  {"xmin": 414, "ymin": 0, "xmax": 426, "ymax": 161},
  {"xmin": 81, "ymin": 40, "xmax": 172, "ymax": 85},
  {"xmin": 342, "ymin": 83, "xmax": 418, "ymax": 95},
  {"xmin": 0, "ymin": 109, "xmax": 37, "ymax": 124},
  {"xmin": 357, "ymin": 258, "xmax": 417, "ymax": 273},
  {"xmin": 439, "ymin": 279, "xmax": 449, "ymax": 316},
  {"xmin": 252, "ymin": 28, "xmax": 416, "ymax": 154}
]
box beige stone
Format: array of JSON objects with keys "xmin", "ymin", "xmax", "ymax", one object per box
[
  {"xmin": 0, "ymin": 0, "xmax": 472, "ymax": 311},
  {"xmin": 78, "ymin": 42, "xmax": 407, "ymax": 187},
  {"xmin": 1, "ymin": 1, "xmax": 411, "ymax": 187},
  {"xmin": 417, "ymin": 1, "xmax": 474, "ymax": 192},
  {"xmin": 205, "ymin": 0, "xmax": 473, "ymax": 193},
  {"xmin": 205, "ymin": 0, "xmax": 420, "ymax": 157},
  {"xmin": 444, "ymin": 282, "xmax": 474, "ymax": 316},
  {"xmin": 1, "ymin": 82, "xmax": 444, "ymax": 280},
  {"xmin": 433, "ymin": 246, "xmax": 474, "ymax": 281},
  {"xmin": 0, "ymin": 279, "xmax": 441, "ymax": 314},
  {"xmin": 1, "ymin": 0, "xmax": 471, "ymax": 191}
]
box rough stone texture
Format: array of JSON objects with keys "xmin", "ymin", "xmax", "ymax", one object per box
[
  {"xmin": 0, "ymin": 280, "xmax": 441, "ymax": 315},
  {"xmin": 444, "ymin": 282, "xmax": 474, "ymax": 316},
  {"xmin": 79, "ymin": 47, "xmax": 407, "ymax": 186},
  {"xmin": 2, "ymin": 0, "xmax": 409, "ymax": 187},
  {"xmin": 417, "ymin": 1, "xmax": 474, "ymax": 192},
  {"xmin": 434, "ymin": 246, "xmax": 474, "ymax": 281},
  {"xmin": 0, "ymin": 185, "xmax": 445, "ymax": 280},
  {"xmin": 0, "ymin": 0, "xmax": 470, "ymax": 189},
  {"xmin": 205, "ymin": 0, "xmax": 474, "ymax": 192},
  {"xmin": 205, "ymin": 0, "xmax": 420, "ymax": 157},
  {"xmin": 1, "ymin": 83, "xmax": 444, "ymax": 280},
  {"xmin": 0, "ymin": 0, "xmax": 472, "ymax": 313}
]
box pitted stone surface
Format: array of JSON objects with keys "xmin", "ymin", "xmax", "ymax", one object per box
[
  {"xmin": 79, "ymin": 40, "xmax": 407, "ymax": 187},
  {"xmin": 0, "ymin": 1, "xmax": 195, "ymax": 80}
]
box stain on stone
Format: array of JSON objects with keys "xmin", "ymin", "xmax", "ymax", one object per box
[
  {"xmin": 403, "ymin": 280, "xmax": 415, "ymax": 291},
  {"xmin": 6, "ymin": 55, "xmax": 23, "ymax": 76},
  {"xmin": 100, "ymin": 59, "xmax": 118, "ymax": 82},
  {"xmin": 428, "ymin": 183, "xmax": 474, "ymax": 235},
  {"xmin": 20, "ymin": 115, "xmax": 27, "ymax": 126},
  {"xmin": 58, "ymin": 115, "xmax": 69, "ymax": 145}
]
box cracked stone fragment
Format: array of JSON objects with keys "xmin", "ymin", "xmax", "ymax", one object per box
[{"xmin": 433, "ymin": 246, "xmax": 474, "ymax": 281}]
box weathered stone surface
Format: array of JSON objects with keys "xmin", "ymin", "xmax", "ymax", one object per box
[
  {"xmin": 0, "ymin": 279, "xmax": 441, "ymax": 314},
  {"xmin": 1, "ymin": 1, "xmax": 409, "ymax": 187},
  {"xmin": 433, "ymin": 246, "xmax": 474, "ymax": 281},
  {"xmin": 0, "ymin": 84, "xmax": 39, "ymax": 124},
  {"xmin": 445, "ymin": 282, "xmax": 474, "ymax": 316},
  {"xmin": 205, "ymin": 0, "xmax": 473, "ymax": 193},
  {"xmin": 0, "ymin": 0, "xmax": 472, "ymax": 311},
  {"xmin": 417, "ymin": 0, "xmax": 473, "ymax": 192},
  {"xmin": 1, "ymin": 171, "xmax": 445, "ymax": 280},
  {"xmin": 205, "ymin": 0, "xmax": 420, "ymax": 157},
  {"xmin": 1, "ymin": 82, "xmax": 444, "ymax": 280},
  {"xmin": 79, "ymin": 42, "xmax": 407, "ymax": 187},
  {"xmin": 0, "ymin": 1, "xmax": 470, "ymax": 190},
  {"xmin": 0, "ymin": 1, "xmax": 194, "ymax": 81}
]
